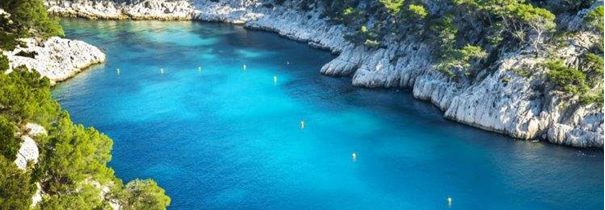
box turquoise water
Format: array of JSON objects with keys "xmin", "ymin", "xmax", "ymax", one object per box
[{"xmin": 53, "ymin": 19, "xmax": 603, "ymax": 210}]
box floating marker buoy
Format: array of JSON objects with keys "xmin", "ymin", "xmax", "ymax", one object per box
[
  {"xmin": 273, "ymin": 75, "xmax": 278, "ymax": 85},
  {"xmin": 243, "ymin": 64, "xmax": 247, "ymax": 70},
  {"xmin": 352, "ymin": 152, "xmax": 357, "ymax": 161},
  {"xmin": 116, "ymin": 68, "xmax": 120, "ymax": 75},
  {"xmin": 286, "ymin": 61, "xmax": 290, "ymax": 65},
  {"xmin": 198, "ymin": 66, "xmax": 202, "ymax": 71},
  {"xmin": 160, "ymin": 68, "xmax": 164, "ymax": 74},
  {"xmin": 447, "ymin": 197, "xmax": 452, "ymax": 207},
  {"xmin": 300, "ymin": 120, "xmax": 305, "ymax": 129}
]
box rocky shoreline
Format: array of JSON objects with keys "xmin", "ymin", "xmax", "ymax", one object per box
[
  {"xmin": 44, "ymin": 0, "xmax": 604, "ymax": 148},
  {"xmin": 3, "ymin": 37, "xmax": 105, "ymax": 84}
]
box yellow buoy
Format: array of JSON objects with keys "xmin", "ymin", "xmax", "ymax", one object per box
[{"xmin": 300, "ymin": 120, "xmax": 305, "ymax": 129}]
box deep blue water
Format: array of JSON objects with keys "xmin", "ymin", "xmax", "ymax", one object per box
[{"xmin": 53, "ymin": 19, "xmax": 603, "ymax": 210}]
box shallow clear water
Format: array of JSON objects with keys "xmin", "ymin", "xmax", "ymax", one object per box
[{"xmin": 53, "ymin": 19, "xmax": 603, "ymax": 210}]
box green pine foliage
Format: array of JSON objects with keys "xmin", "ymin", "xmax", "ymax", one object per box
[
  {"xmin": 379, "ymin": 0, "xmax": 405, "ymax": 15},
  {"xmin": 438, "ymin": 45, "xmax": 487, "ymax": 78},
  {"xmin": 546, "ymin": 60, "xmax": 589, "ymax": 95},
  {"xmin": 0, "ymin": 0, "xmax": 64, "ymax": 38},
  {"xmin": 121, "ymin": 179, "xmax": 171, "ymax": 210},
  {"xmin": 584, "ymin": 6, "xmax": 604, "ymax": 33},
  {"xmin": 408, "ymin": 4, "xmax": 427, "ymax": 19},
  {"xmin": 0, "ymin": 156, "xmax": 37, "ymax": 210},
  {"xmin": 0, "ymin": 117, "xmax": 20, "ymax": 161}
]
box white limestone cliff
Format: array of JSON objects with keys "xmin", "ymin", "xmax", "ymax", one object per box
[
  {"xmin": 44, "ymin": 0, "xmax": 604, "ymax": 147},
  {"xmin": 47, "ymin": 0, "xmax": 195, "ymax": 20}
]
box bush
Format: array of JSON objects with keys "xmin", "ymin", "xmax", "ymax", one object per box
[
  {"xmin": 437, "ymin": 45, "xmax": 487, "ymax": 77},
  {"xmin": 0, "ymin": 116, "xmax": 20, "ymax": 161},
  {"xmin": 0, "ymin": 54, "xmax": 8, "ymax": 71},
  {"xmin": 580, "ymin": 91, "xmax": 604, "ymax": 107},
  {"xmin": 379, "ymin": 0, "xmax": 405, "ymax": 15},
  {"xmin": 122, "ymin": 179, "xmax": 171, "ymax": 210},
  {"xmin": 0, "ymin": 0, "xmax": 64, "ymax": 38},
  {"xmin": 408, "ymin": 4, "xmax": 428, "ymax": 19},
  {"xmin": 545, "ymin": 60, "xmax": 588, "ymax": 95},
  {"xmin": 0, "ymin": 155, "xmax": 37, "ymax": 210},
  {"xmin": 584, "ymin": 6, "xmax": 604, "ymax": 33}
]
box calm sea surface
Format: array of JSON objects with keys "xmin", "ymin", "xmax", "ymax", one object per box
[{"xmin": 53, "ymin": 19, "xmax": 603, "ymax": 210}]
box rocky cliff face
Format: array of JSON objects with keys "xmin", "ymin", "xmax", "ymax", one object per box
[
  {"xmin": 45, "ymin": 0, "xmax": 604, "ymax": 147},
  {"xmin": 46, "ymin": 0, "xmax": 195, "ymax": 20}
]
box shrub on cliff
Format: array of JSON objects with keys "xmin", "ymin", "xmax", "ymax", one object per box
[
  {"xmin": 407, "ymin": 4, "xmax": 427, "ymax": 19},
  {"xmin": 0, "ymin": 156, "xmax": 37, "ymax": 210},
  {"xmin": 120, "ymin": 179, "xmax": 171, "ymax": 210},
  {"xmin": 0, "ymin": 117, "xmax": 20, "ymax": 161},
  {"xmin": 0, "ymin": 0, "xmax": 64, "ymax": 39},
  {"xmin": 545, "ymin": 60, "xmax": 588, "ymax": 95},
  {"xmin": 584, "ymin": 6, "xmax": 604, "ymax": 34},
  {"xmin": 438, "ymin": 45, "xmax": 487, "ymax": 78},
  {"xmin": 0, "ymin": 67, "xmax": 57, "ymax": 125},
  {"xmin": 379, "ymin": 0, "xmax": 405, "ymax": 15},
  {"xmin": 41, "ymin": 113, "xmax": 115, "ymax": 194},
  {"xmin": 0, "ymin": 11, "xmax": 20, "ymax": 50},
  {"xmin": 0, "ymin": 54, "xmax": 8, "ymax": 72}
]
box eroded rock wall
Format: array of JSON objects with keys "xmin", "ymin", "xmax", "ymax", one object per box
[{"xmin": 44, "ymin": 0, "xmax": 604, "ymax": 147}]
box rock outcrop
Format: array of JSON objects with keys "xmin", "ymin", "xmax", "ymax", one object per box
[
  {"xmin": 14, "ymin": 136, "xmax": 39, "ymax": 170},
  {"xmin": 44, "ymin": 0, "xmax": 604, "ymax": 147},
  {"xmin": 3, "ymin": 37, "xmax": 106, "ymax": 84},
  {"xmin": 47, "ymin": 0, "xmax": 195, "ymax": 20},
  {"xmin": 14, "ymin": 123, "xmax": 47, "ymax": 170}
]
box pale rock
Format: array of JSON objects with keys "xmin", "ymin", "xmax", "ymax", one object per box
[
  {"xmin": 25, "ymin": 123, "xmax": 47, "ymax": 137},
  {"xmin": 14, "ymin": 136, "xmax": 39, "ymax": 170},
  {"xmin": 3, "ymin": 37, "xmax": 105, "ymax": 83}
]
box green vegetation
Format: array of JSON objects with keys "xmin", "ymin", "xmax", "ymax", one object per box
[
  {"xmin": 121, "ymin": 179, "xmax": 171, "ymax": 210},
  {"xmin": 379, "ymin": 0, "xmax": 405, "ymax": 15},
  {"xmin": 407, "ymin": 4, "xmax": 427, "ymax": 19},
  {"xmin": 438, "ymin": 45, "xmax": 487, "ymax": 78},
  {"xmin": 584, "ymin": 6, "xmax": 604, "ymax": 33},
  {"xmin": 0, "ymin": 117, "xmax": 20, "ymax": 161},
  {"xmin": 0, "ymin": 155, "xmax": 37, "ymax": 210},
  {"xmin": 546, "ymin": 60, "xmax": 588, "ymax": 94},
  {"xmin": 0, "ymin": 0, "xmax": 64, "ymax": 50},
  {"xmin": 0, "ymin": 0, "xmax": 170, "ymax": 208},
  {"xmin": 512, "ymin": 68, "xmax": 532, "ymax": 78},
  {"xmin": 545, "ymin": 58, "xmax": 603, "ymax": 106},
  {"xmin": 0, "ymin": 0, "xmax": 63, "ymax": 38}
]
